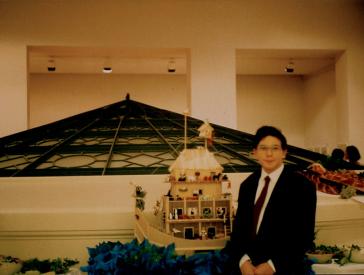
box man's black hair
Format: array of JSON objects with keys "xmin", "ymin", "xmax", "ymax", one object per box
[{"xmin": 252, "ymin": 125, "xmax": 287, "ymax": 150}]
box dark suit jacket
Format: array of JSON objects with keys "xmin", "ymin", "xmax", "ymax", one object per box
[{"xmin": 228, "ymin": 166, "xmax": 317, "ymax": 275}]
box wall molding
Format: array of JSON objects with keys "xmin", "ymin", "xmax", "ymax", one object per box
[
  {"xmin": 316, "ymin": 218, "xmax": 364, "ymax": 230},
  {"xmin": 0, "ymin": 229, "xmax": 134, "ymax": 241}
]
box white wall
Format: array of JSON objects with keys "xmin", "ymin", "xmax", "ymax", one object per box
[
  {"xmin": 303, "ymin": 69, "xmax": 337, "ymax": 154},
  {"xmin": 29, "ymin": 74, "xmax": 187, "ymax": 128},
  {"xmin": 236, "ymin": 75, "xmax": 305, "ymax": 147},
  {"xmin": 0, "ymin": 43, "xmax": 28, "ymax": 136},
  {"xmin": 335, "ymin": 53, "xmax": 350, "ymax": 148},
  {"xmin": 190, "ymin": 47, "xmax": 237, "ymax": 129},
  {"xmin": 346, "ymin": 48, "xmax": 364, "ymax": 151},
  {"xmin": 1, "ymin": 0, "xmax": 364, "ymax": 155},
  {"xmin": 1, "ymin": 175, "xmax": 364, "ymax": 264}
]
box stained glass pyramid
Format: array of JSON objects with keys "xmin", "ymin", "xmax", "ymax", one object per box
[{"xmin": 0, "ymin": 97, "xmax": 327, "ymax": 177}]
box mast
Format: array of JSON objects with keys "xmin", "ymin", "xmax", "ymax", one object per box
[{"xmin": 183, "ymin": 109, "xmax": 189, "ymax": 150}]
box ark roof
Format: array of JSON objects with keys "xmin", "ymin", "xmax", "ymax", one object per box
[{"xmin": 169, "ymin": 147, "xmax": 223, "ymax": 173}]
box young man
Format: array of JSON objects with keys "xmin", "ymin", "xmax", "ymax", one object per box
[{"xmin": 228, "ymin": 126, "xmax": 317, "ymax": 275}]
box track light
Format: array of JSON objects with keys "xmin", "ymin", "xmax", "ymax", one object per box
[
  {"xmin": 285, "ymin": 60, "xmax": 295, "ymax": 73},
  {"xmin": 47, "ymin": 59, "xmax": 56, "ymax": 72},
  {"xmin": 102, "ymin": 67, "xmax": 112, "ymax": 73},
  {"xmin": 168, "ymin": 59, "xmax": 176, "ymax": 73}
]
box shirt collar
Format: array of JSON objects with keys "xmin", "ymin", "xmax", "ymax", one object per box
[{"xmin": 261, "ymin": 164, "xmax": 284, "ymax": 182}]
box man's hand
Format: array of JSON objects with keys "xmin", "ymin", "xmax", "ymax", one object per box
[
  {"xmin": 254, "ymin": 262, "xmax": 274, "ymax": 275},
  {"xmin": 240, "ymin": 260, "xmax": 256, "ymax": 275}
]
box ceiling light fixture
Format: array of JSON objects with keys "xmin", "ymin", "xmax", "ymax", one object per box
[
  {"xmin": 47, "ymin": 59, "xmax": 56, "ymax": 72},
  {"xmin": 103, "ymin": 57, "xmax": 112, "ymax": 73},
  {"xmin": 102, "ymin": 67, "xmax": 112, "ymax": 73},
  {"xmin": 285, "ymin": 60, "xmax": 295, "ymax": 73},
  {"xmin": 167, "ymin": 59, "xmax": 176, "ymax": 73}
]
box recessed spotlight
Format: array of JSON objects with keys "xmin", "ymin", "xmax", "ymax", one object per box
[
  {"xmin": 168, "ymin": 59, "xmax": 176, "ymax": 73},
  {"xmin": 285, "ymin": 61, "xmax": 295, "ymax": 73},
  {"xmin": 103, "ymin": 67, "xmax": 112, "ymax": 73},
  {"xmin": 47, "ymin": 59, "xmax": 56, "ymax": 72}
]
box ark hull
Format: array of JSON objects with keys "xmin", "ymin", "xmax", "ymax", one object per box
[{"xmin": 134, "ymin": 208, "xmax": 229, "ymax": 255}]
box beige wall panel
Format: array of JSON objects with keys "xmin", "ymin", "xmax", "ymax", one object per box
[
  {"xmin": 346, "ymin": 48, "xmax": 364, "ymax": 151},
  {"xmin": 190, "ymin": 47, "xmax": 237, "ymax": 129},
  {"xmin": 303, "ymin": 69, "xmax": 337, "ymax": 154},
  {"xmin": 29, "ymin": 74, "xmax": 187, "ymax": 128},
  {"xmin": 0, "ymin": 43, "xmax": 27, "ymax": 137},
  {"xmin": 236, "ymin": 75, "xmax": 305, "ymax": 147}
]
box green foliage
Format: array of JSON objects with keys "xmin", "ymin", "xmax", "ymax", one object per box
[
  {"xmin": 309, "ymin": 243, "xmax": 363, "ymax": 266},
  {"xmin": 340, "ymin": 185, "xmax": 357, "ymax": 199},
  {"xmin": 20, "ymin": 258, "xmax": 79, "ymax": 274},
  {"xmin": 309, "ymin": 244, "xmax": 342, "ymax": 255},
  {"xmin": 81, "ymin": 239, "xmax": 229, "ymax": 274}
]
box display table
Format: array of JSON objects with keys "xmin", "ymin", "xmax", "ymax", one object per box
[{"xmin": 313, "ymin": 263, "xmax": 364, "ymax": 274}]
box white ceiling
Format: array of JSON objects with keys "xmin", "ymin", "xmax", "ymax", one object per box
[{"xmin": 28, "ymin": 46, "xmax": 342, "ymax": 76}]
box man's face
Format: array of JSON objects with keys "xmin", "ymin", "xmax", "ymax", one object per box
[{"xmin": 253, "ymin": 135, "xmax": 287, "ymax": 174}]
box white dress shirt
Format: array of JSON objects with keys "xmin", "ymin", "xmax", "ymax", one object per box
[{"xmin": 239, "ymin": 164, "xmax": 285, "ymax": 272}]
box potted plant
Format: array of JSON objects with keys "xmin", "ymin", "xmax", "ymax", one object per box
[
  {"xmin": 306, "ymin": 244, "xmax": 342, "ymax": 264},
  {"xmin": 344, "ymin": 244, "xmax": 364, "ymax": 263}
]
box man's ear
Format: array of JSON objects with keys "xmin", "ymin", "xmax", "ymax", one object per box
[{"xmin": 282, "ymin": 149, "xmax": 288, "ymax": 159}]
